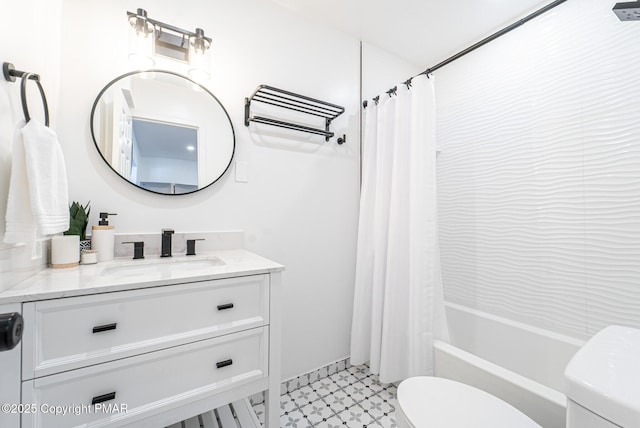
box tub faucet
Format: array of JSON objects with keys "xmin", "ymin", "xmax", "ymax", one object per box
[{"xmin": 161, "ymin": 229, "xmax": 174, "ymax": 257}]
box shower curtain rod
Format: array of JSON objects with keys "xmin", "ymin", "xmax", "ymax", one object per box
[{"xmin": 363, "ymin": 0, "xmax": 568, "ymax": 108}]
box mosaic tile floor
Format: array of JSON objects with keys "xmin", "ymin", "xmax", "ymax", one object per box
[{"xmin": 253, "ymin": 365, "xmax": 398, "ymax": 428}]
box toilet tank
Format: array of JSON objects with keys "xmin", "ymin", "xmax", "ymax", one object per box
[{"xmin": 564, "ymin": 326, "xmax": 640, "ymax": 428}]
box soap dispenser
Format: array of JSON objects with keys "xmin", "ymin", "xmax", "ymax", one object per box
[{"xmin": 91, "ymin": 212, "xmax": 117, "ymax": 262}]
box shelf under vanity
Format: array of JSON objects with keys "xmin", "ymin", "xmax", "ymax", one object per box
[
  {"xmin": 167, "ymin": 400, "xmax": 260, "ymax": 428},
  {"xmin": 0, "ymin": 248, "xmax": 284, "ymax": 428}
]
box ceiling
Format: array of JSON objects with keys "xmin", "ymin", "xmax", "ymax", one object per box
[{"xmin": 269, "ymin": 0, "xmax": 555, "ymax": 67}]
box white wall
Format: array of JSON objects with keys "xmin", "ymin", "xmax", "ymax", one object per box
[
  {"xmin": 53, "ymin": 0, "xmax": 360, "ymax": 379},
  {"xmin": 0, "ymin": 0, "xmax": 62, "ymax": 289},
  {"xmin": 436, "ymin": 0, "xmax": 640, "ymax": 339},
  {"xmin": 361, "ymin": 42, "xmax": 422, "ymax": 103}
]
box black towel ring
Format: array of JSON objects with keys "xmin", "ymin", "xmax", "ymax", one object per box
[
  {"xmin": 19, "ymin": 73, "xmax": 49, "ymax": 126},
  {"xmin": 2, "ymin": 62, "xmax": 50, "ymax": 126}
]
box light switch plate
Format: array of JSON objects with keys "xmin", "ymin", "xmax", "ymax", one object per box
[{"xmin": 235, "ymin": 161, "xmax": 249, "ymax": 183}]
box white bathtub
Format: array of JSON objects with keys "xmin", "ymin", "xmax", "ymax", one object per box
[{"xmin": 434, "ymin": 302, "xmax": 584, "ymax": 428}]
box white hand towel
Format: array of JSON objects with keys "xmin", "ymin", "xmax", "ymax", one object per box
[
  {"xmin": 4, "ymin": 122, "xmax": 38, "ymax": 245},
  {"xmin": 21, "ymin": 119, "xmax": 69, "ymax": 235}
]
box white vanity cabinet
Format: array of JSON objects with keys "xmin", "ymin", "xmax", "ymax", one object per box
[
  {"xmin": 0, "ymin": 251, "xmax": 283, "ymax": 428},
  {"xmin": 22, "ymin": 275, "xmax": 270, "ymax": 379}
]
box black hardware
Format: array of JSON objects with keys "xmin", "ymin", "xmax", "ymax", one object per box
[
  {"xmin": 613, "ymin": 2, "xmax": 640, "ymax": 21},
  {"xmin": 2, "ymin": 62, "xmax": 49, "ymax": 126},
  {"xmin": 98, "ymin": 212, "xmax": 117, "ymax": 226},
  {"xmin": 337, "ymin": 135, "xmax": 346, "ymax": 145},
  {"xmin": 91, "ymin": 392, "xmax": 116, "ymax": 406},
  {"xmin": 245, "ymin": 85, "xmax": 345, "ymax": 142},
  {"xmin": 0, "ymin": 312, "xmax": 23, "ymax": 352},
  {"xmin": 362, "ymin": 100, "xmax": 368, "ymax": 109},
  {"xmin": 186, "ymin": 238, "xmax": 205, "ymax": 256},
  {"xmin": 122, "ymin": 241, "xmax": 144, "ymax": 259},
  {"xmin": 248, "ymin": 116, "xmax": 335, "ymax": 139},
  {"xmin": 161, "ymin": 229, "xmax": 174, "ymax": 257},
  {"xmin": 217, "ymin": 303, "xmax": 234, "ymax": 311},
  {"xmin": 364, "ymin": 0, "xmax": 568, "ymax": 105},
  {"xmin": 386, "ymin": 86, "xmax": 397, "ymax": 97},
  {"xmin": 373, "ymin": 96, "xmax": 380, "ymax": 105},
  {"xmin": 216, "ymin": 359, "xmax": 233, "ymax": 369},
  {"xmin": 244, "ymin": 97, "xmax": 251, "ymax": 127},
  {"xmin": 92, "ymin": 323, "xmax": 117, "ymax": 334}
]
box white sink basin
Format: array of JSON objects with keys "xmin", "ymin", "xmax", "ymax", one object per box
[{"xmin": 101, "ymin": 256, "xmax": 225, "ymax": 277}]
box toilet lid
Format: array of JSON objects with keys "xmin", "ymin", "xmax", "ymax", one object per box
[{"xmin": 397, "ymin": 377, "xmax": 541, "ymax": 428}]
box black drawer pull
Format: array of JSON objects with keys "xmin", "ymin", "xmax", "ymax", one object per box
[
  {"xmin": 217, "ymin": 303, "xmax": 234, "ymax": 311},
  {"xmin": 216, "ymin": 359, "xmax": 233, "ymax": 369},
  {"xmin": 92, "ymin": 323, "xmax": 117, "ymax": 334},
  {"xmin": 91, "ymin": 392, "xmax": 116, "ymax": 405}
]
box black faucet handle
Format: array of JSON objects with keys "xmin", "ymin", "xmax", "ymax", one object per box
[
  {"xmin": 122, "ymin": 241, "xmax": 145, "ymax": 259},
  {"xmin": 186, "ymin": 239, "xmax": 205, "ymax": 256}
]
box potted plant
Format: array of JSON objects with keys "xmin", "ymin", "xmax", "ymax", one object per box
[{"xmin": 64, "ymin": 201, "xmax": 91, "ymax": 251}]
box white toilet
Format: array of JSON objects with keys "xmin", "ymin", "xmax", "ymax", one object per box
[
  {"xmin": 397, "ymin": 326, "xmax": 640, "ymax": 428},
  {"xmin": 396, "ymin": 376, "xmax": 541, "ymax": 428},
  {"xmin": 564, "ymin": 325, "xmax": 640, "ymax": 428}
]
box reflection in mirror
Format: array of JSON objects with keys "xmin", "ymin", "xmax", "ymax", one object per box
[
  {"xmin": 91, "ymin": 71, "xmax": 234, "ymax": 195},
  {"xmin": 131, "ymin": 118, "xmax": 198, "ymax": 193}
]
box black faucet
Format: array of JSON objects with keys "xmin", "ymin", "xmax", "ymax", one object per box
[
  {"xmin": 122, "ymin": 241, "xmax": 145, "ymax": 259},
  {"xmin": 186, "ymin": 238, "xmax": 205, "ymax": 256},
  {"xmin": 161, "ymin": 229, "xmax": 174, "ymax": 257}
]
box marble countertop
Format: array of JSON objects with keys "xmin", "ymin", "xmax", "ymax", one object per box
[{"xmin": 0, "ymin": 249, "xmax": 284, "ymax": 304}]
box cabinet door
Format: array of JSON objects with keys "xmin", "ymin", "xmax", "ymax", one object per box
[
  {"xmin": 23, "ymin": 275, "xmax": 269, "ymax": 379},
  {"xmin": 22, "ymin": 326, "xmax": 268, "ymax": 428}
]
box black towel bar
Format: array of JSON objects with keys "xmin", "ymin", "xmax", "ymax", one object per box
[
  {"xmin": 2, "ymin": 62, "xmax": 50, "ymax": 126},
  {"xmin": 245, "ymin": 85, "xmax": 345, "ymax": 143}
]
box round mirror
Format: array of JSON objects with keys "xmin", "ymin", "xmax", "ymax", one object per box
[{"xmin": 90, "ymin": 70, "xmax": 235, "ymax": 195}]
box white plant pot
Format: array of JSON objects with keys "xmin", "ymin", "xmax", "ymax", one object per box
[{"xmin": 51, "ymin": 235, "xmax": 80, "ymax": 268}]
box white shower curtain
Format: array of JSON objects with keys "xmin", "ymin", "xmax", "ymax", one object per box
[{"xmin": 350, "ymin": 74, "xmax": 449, "ymax": 383}]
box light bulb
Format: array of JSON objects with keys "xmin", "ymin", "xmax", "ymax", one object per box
[
  {"xmin": 128, "ymin": 10, "xmax": 155, "ymax": 68},
  {"xmin": 188, "ymin": 28, "xmax": 211, "ymax": 81}
]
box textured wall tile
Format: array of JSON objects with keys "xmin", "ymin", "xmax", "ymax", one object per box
[{"xmin": 436, "ymin": 0, "xmax": 640, "ymax": 338}]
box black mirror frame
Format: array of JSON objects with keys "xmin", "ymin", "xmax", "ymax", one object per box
[{"xmin": 90, "ymin": 69, "xmax": 235, "ymax": 196}]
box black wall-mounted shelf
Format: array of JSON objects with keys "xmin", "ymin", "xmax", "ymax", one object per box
[{"xmin": 244, "ymin": 85, "xmax": 345, "ymax": 143}]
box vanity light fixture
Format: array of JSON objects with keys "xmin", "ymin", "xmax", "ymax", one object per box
[{"xmin": 127, "ymin": 8, "xmax": 212, "ymax": 80}]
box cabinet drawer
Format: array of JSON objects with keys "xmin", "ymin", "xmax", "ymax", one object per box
[
  {"xmin": 22, "ymin": 275, "xmax": 269, "ymax": 379},
  {"xmin": 22, "ymin": 326, "xmax": 268, "ymax": 428}
]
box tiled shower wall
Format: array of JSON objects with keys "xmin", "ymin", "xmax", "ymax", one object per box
[{"xmin": 436, "ymin": 0, "xmax": 640, "ymax": 340}]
